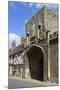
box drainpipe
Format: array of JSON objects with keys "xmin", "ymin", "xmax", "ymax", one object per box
[{"xmin": 47, "ymin": 31, "xmax": 51, "ymax": 81}]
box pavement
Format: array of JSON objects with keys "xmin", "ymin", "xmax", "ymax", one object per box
[{"xmin": 8, "ymin": 76, "xmax": 58, "ymax": 89}]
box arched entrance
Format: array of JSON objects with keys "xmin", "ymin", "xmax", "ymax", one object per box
[{"xmin": 27, "ymin": 45, "xmax": 44, "ymax": 81}]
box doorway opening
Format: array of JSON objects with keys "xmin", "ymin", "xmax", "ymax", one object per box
[{"xmin": 27, "ymin": 45, "xmax": 44, "ymax": 81}]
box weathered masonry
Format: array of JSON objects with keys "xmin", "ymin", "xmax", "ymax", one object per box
[
  {"xmin": 9, "ymin": 6, "xmax": 58, "ymax": 83},
  {"xmin": 25, "ymin": 6, "xmax": 58, "ymax": 83}
]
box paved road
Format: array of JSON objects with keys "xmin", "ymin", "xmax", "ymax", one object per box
[{"xmin": 8, "ymin": 78, "xmax": 57, "ymax": 89}]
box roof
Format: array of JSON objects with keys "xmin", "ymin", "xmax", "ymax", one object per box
[{"xmin": 9, "ymin": 44, "xmax": 24, "ymax": 56}]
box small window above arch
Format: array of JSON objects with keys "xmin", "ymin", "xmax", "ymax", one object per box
[
  {"xmin": 27, "ymin": 32, "xmax": 29, "ymax": 37},
  {"xmin": 38, "ymin": 25, "xmax": 41, "ymax": 30}
]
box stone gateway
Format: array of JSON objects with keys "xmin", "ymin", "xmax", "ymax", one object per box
[{"xmin": 9, "ymin": 6, "xmax": 58, "ymax": 84}]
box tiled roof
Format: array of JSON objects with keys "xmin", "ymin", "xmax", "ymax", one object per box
[{"xmin": 9, "ymin": 44, "xmax": 24, "ymax": 56}]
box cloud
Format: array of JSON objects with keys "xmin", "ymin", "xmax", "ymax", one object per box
[
  {"xmin": 28, "ymin": 3, "xmax": 34, "ymax": 7},
  {"xmin": 35, "ymin": 3, "xmax": 41, "ymax": 9},
  {"xmin": 25, "ymin": 19, "xmax": 29, "ymax": 23},
  {"xmin": 22, "ymin": 2, "xmax": 34, "ymax": 8},
  {"xmin": 9, "ymin": 33, "xmax": 21, "ymax": 48},
  {"xmin": 35, "ymin": 4, "xmax": 50, "ymax": 9},
  {"xmin": 9, "ymin": 2, "xmax": 16, "ymax": 9},
  {"xmin": 35, "ymin": 3, "xmax": 49, "ymax": 9}
]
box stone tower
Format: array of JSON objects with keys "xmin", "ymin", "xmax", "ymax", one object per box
[
  {"xmin": 25, "ymin": 6, "xmax": 58, "ymax": 83},
  {"xmin": 26, "ymin": 6, "xmax": 58, "ymax": 40}
]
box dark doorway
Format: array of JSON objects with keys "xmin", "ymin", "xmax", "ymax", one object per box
[{"xmin": 27, "ymin": 45, "xmax": 44, "ymax": 81}]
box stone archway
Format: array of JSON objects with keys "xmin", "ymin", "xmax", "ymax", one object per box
[{"xmin": 27, "ymin": 45, "xmax": 44, "ymax": 81}]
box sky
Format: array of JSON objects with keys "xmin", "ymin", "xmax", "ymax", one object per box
[{"xmin": 8, "ymin": 1, "xmax": 59, "ymax": 49}]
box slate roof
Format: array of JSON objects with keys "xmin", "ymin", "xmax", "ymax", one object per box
[{"xmin": 9, "ymin": 44, "xmax": 24, "ymax": 56}]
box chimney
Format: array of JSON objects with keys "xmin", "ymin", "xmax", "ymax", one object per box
[
  {"xmin": 12, "ymin": 40, "xmax": 16, "ymax": 49},
  {"xmin": 21, "ymin": 37, "xmax": 27, "ymax": 47}
]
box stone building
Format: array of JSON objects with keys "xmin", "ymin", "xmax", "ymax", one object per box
[{"xmin": 9, "ymin": 6, "xmax": 58, "ymax": 83}]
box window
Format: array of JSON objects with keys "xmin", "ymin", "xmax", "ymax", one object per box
[
  {"xmin": 38, "ymin": 25, "xmax": 42, "ymax": 38},
  {"xmin": 38, "ymin": 25, "xmax": 41, "ymax": 30}
]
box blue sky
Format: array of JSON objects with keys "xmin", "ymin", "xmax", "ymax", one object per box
[{"xmin": 8, "ymin": 1, "xmax": 58, "ymax": 49}]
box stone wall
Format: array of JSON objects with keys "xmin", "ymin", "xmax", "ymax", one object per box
[
  {"xmin": 50, "ymin": 38, "xmax": 58, "ymax": 83},
  {"xmin": 45, "ymin": 8, "xmax": 58, "ymax": 33},
  {"xmin": 25, "ymin": 6, "xmax": 58, "ymax": 83},
  {"xmin": 26, "ymin": 7, "xmax": 45, "ymax": 38},
  {"xmin": 38, "ymin": 41, "xmax": 48, "ymax": 81},
  {"xmin": 24, "ymin": 51, "xmax": 31, "ymax": 79},
  {"xmin": 26, "ymin": 6, "xmax": 58, "ymax": 39}
]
